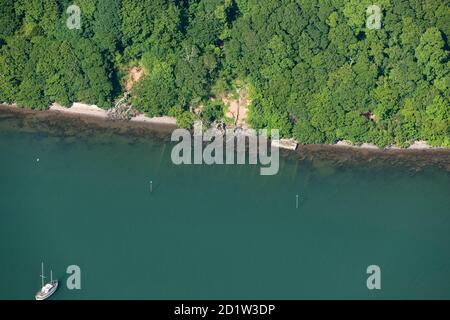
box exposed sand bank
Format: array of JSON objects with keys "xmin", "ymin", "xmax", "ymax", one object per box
[
  {"xmin": 408, "ymin": 141, "xmax": 434, "ymax": 150},
  {"xmin": 48, "ymin": 103, "xmax": 176, "ymax": 125},
  {"xmin": 223, "ymin": 89, "xmax": 250, "ymax": 129},
  {"xmin": 126, "ymin": 67, "xmax": 144, "ymax": 92},
  {"xmin": 50, "ymin": 103, "xmax": 108, "ymax": 118},
  {"xmin": 130, "ymin": 114, "xmax": 177, "ymax": 125},
  {"xmin": 0, "ymin": 104, "xmax": 177, "ymax": 135}
]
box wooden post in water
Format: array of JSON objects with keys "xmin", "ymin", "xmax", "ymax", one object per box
[
  {"xmin": 150, "ymin": 181, "xmax": 153, "ymax": 193},
  {"xmin": 296, "ymin": 194, "xmax": 299, "ymax": 209}
]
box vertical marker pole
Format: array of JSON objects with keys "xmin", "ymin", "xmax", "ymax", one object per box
[
  {"xmin": 296, "ymin": 194, "xmax": 299, "ymax": 209},
  {"xmin": 150, "ymin": 181, "xmax": 153, "ymax": 193}
]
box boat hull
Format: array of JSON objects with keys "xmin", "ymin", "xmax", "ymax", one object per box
[{"xmin": 35, "ymin": 281, "xmax": 58, "ymax": 300}]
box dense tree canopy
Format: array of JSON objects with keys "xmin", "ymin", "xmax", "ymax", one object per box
[
  {"xmin": 225, "ymin": 0, "xmax": 449, "ymax": 147},
  {"xmin": 0, "ymin": 0, "xmax": 21, "ymax": 42},
  {"xmin": 0, "ymin": 0, "xmax": 448, "ymax": 147}
]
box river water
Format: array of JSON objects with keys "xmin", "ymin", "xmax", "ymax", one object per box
[{"xmin": 0, "ymin": 113, "xmax": 449, "ymax": 299}]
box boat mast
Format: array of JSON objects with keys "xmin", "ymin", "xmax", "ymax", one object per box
[{"xmin": 40, "ymin": 262, "xmax": 46, "ymax": 288}]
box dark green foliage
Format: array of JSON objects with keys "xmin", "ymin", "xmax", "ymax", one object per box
[
  {"xmin": 202, "ymin": 101, "xmax": 224, "ymax": 124},
  {"xmin": 169, "ymin": 105, "xmax": 195, "ymax": 129},
  {"xmin": 121, "ymin": 0, "xmax": 182, "ymax": 61},
  {"xmin": 0, "ymin": 35, "xmax": 113, "ymax": 108},
  {"xmin": 93, "ymin": 0, "xmax": 122, "ymax": 55},
  {"xmin": 225, "ymin": 0, "xmax": 449, "ymax": 146},
  {"xmin": 0, "ymin": 37, "xmax": 30, "ymax": 102},
  {"xmin": 15, "ymin": 0, "xmax": 60, "ymax": 36},
  {"xmin": 0, "ymin": 1, "xmax": 114, "ymax": 108},
  {"xmin": 131, "ymin": 62, "xmax": 178, "ymax": 116},
  {"xmin": 0, "ymin": 0, "xmax": 21, "ymax": 41},
  {"xmin": 0, "ymin": 0, "xmax": 448, "ymax": 147}
]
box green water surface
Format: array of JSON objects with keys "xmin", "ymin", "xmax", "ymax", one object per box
[{"xmin": 0, "ymin": 121, "xmax": 449, "ymax": 299}]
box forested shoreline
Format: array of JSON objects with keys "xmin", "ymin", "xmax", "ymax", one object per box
[{"xmin": 0, "ymin": 0, "xmax": 448, "ymax": 147}]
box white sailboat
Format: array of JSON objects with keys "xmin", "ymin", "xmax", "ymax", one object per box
[{"xmin": 35, "ymin": 262, "xmax": 58, "ymax": 300}]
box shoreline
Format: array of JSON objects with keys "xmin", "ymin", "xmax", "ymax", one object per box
[
  {"xmin": 48, "ymin": 103, "xmax": 177, "ymax": 125},
  {"xmin": 0, "ymin": 104, "xmax": 178, "ymax": 139},
  {"xmin": 1, "ymin": 103, "xmax": 449, "ymax": 153},
  {"xmin": 1, "ymin": 104, "xmax": 449, "ymax": 172},
  {"xmin": 1, "ymin": 103, "xmax": 177, "ymax": 132}
]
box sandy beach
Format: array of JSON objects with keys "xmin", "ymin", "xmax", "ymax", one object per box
[
  {"xmin": 48, "ymin": 103, "xmax": 177, "ymax": 126},
  {"xmin": 130, "ymin": 114, "xmax": 177, "ymax": 125},
  {"xmin": 50, "ymin": 103, "xmax": 108, "ymax": 118},
  {"xmin": 0, "ymin": 103, "xmax": 178, "ymax": 136},
  {"xmin": 408, "ymin": 141, "xmax": 435, "ymax": 150}
]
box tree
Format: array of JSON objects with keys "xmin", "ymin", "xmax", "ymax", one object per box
[
  {"xmin": 121, "ymin": 0, "xmax": 177, "ymax": 61},
  {"xmin": 16, "ymin": 76, "xmax": 49, "ymax": 110},
  {"xmin": 93, "ymin": 0, "xmax": 122, "ymax": 55},
  {"xmin": 0, "ymin": 0, "xmax": 21, "ymax": 41},
  {"xmin": 15, "ymin": 0, "xmax": 60, "ymax": 36},
  {"xmin": 415, "ymin": 28, "xmax": 448, "ymax": 82},
  {"xmin": 131, "ymin": 62, "xmax": 178, "ymax": 116},
  {"xmin": 0, "ymin": 37, "xmax": 30, "ymax": 102},
  {"xmin": 202, "ymin": 101, "xmax": 224, "ymax": 124},
  {"xmin": 421, "ymin": 95, "xmax": 450, "ymax": 147},
  {"xmin": 0, "ymin": 0, "xmax": 448, "ymax": 147}
]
